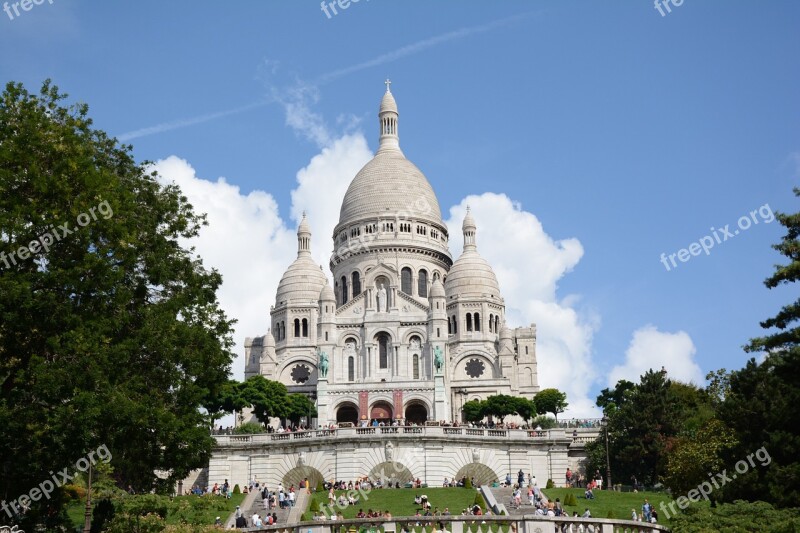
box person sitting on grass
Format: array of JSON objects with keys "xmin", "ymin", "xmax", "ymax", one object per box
[
  {"xmin": 585, "ymin": 487, "xmax": 594, "ymax": 500},
  {"xmin": 414, "ymin": 494, "xmax": 422, "ymax": 505}
]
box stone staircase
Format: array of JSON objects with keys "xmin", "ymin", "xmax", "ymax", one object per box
[
  {"xmin": 488, "ymin": 486, "xmax": 548, "ymax": 517},
  {"xmin": 241, "ymin": 490, "xmax": 296, "ymax": 526}
]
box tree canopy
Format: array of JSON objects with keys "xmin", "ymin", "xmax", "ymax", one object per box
[
  {"xmin": 0, "ymin": 81, "xmax": 235, "ymax": 528},
  {"xmin": 535, "ymin": 388, "xmax": 568, "ymax": 421}
]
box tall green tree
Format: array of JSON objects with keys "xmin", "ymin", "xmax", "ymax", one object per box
[
  {"xmin": 286, "ymin": 393, "xmax": 317, "ymax": 426},
  {"xmin": 483, "ymin": 394, "xmax": 519, "ymax": 423},
  {"xmin": 462, "ymin": 400, "xmax": 486, "ymax": 423},
  {"xmin": 0, "ymin": 81, "xmax": 235, "ymax": 528},
  {"xmin": 535, "ymin": 388, "xmax": 568, "ymax": 421},
  {"xmin": 718, "ymin": 190, "xmax": 800, "ymax": 508}
]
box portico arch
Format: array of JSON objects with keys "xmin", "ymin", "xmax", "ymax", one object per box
[
  {"xmin": 336, "ymin": 401, "xmax": 359, "ymax": 425},
  {"xmin": 404, "ymin": 401, "xmax": 428, "ymax": 425},
  {"xmin": 282, "ymin": 465, "xmax": 324, "ymax": 490},
  {"xmin": 369, "ymin": 461, "xmax": 414, "ymax": 486},
  {"xmin": 370, "ymin": 400, "xmax": 393, "ymax": 422},
  {"xmin": 455, "ymin": 463, "xmax": 500, "ymax": 486}
]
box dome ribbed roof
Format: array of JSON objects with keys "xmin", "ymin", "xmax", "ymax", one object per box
[
  {"xmin": 275, "ymin": 214, "xmax": 327, "ymax": 306},
  {"xmin": 445, "ymin": 208, "xmax": 502, "ymax": 299},
  {"xmin": 319, "ymin": 281, "xmax": 335, "ymax": 302},
  {"xmin": 275, "ymin": 257, "xmax": 327, "ymax": 306},
  {"xmin": 380, "ymin": 90, "xmax": 398, "ymax": 114},
  {"xmin": 445, "ymin": 250, "xmax": 501, "ymax": 299},
  {"xmin": 338, "ymin": 150, "xmax": 443, "ymax": 226},
  {"xmin": 429, "ymin": 278, "xmax": 446, "ymax": 299}
]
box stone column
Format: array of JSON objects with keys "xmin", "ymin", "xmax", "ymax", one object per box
[{"xmin": 317, "ymin": 377, "xmax": 329, "ymax": 424}]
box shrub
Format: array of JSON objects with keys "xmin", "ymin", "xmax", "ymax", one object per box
[
  {"xmin": 563, "ymin": 493, "xmax": 577, "ymax": 507},
  {"xmin": 232, "ymin": 484, "xmax": 241, "ymax": 494},
  {"xmin": 316, "ymin": 480, "xmax": 325, "ymax": 493},
  {"xmin": 234, "ymin": 422, "xmax": 265, "ymax": 434},
  {"xmin": 473, "ymin": 492, "xmax": 487, "ymax": 510},
  {"xmin": 63, "ymin": 483, "xmax": 87, "ymax": 502},
  {"xmin": 545, "ymin": 479, "xmax": 554, "ymax": 489},
  {"xmin": 120, "ymin": 494, "xmax": 170, "ymax": 519},
  {"xmin": 606, "ymin": 510, "xmax": 615, "ymax": 519},
  {"xmin": 465, "ymin": 477, "xmax": 473, "ymax": 489}
]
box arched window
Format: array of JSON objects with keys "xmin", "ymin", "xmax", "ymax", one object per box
[
  {"xmin": 474, "ymin": 313, "xmax": 481, "ymax": 332},
  {"xmin": 340, "ymin": 276, "xmax": 348, "ymax": 304},
  {"xmin": 413, "ymin": 354, "xmax": 419, "ymax": 379},
  {"xmin": 489, "ymin": 314, "xmax": 494, "ymax": 333},
  {"xmin": 418, "ymin": 269, "xmax": 428, "ymax": 297},
  {"xmin": 348, "ymin": 356, "xmax": 355, "ymax": 381},
  {"xmin": 302, "ymin": 318, "xmax": 308, "ymax": 337},
  {"xmin": 466, "ymin": 313, "xmax": 473, "ymax": 332},
  {"xmin": 452, "ymin": 315, "xmax": 458, "ymax": 334},
  {"xmin": 352, "ymin": 272, "xmax": 361, "ymax": 297},
  {"xmin": 325, "ymin": 331, "xmax": 328, "ymax": 341},
  {"xmin": 495, "ymin": 315, "xmax": 500, "ymax": 333},
  {"xmin": 378, "ymin": 333, "xmax": 389, "ymax": 369},
  {"xmin": 401, "ymin": 267, "xmax": 413, "ymax": 295},
  {"xmin": 280, "ymin": 321, "xmax": 285, "ymax": 340},
  {"xmin": 448, "ymin": 317, "xmax": 452, "ymax": 335},
  {"xmin": 433, "ymin": 271, "xmax": 440, "ymax": 281},
  {"xmin": 293, "ymin": 318, "xmax": 300, "ymax": 337}
]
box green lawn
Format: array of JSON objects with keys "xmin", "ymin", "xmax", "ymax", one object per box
[
  {"xmin": 542, "ymin": 488, "xmax": 692, "ymax": 527},
  {"xmin": 306, "ymin": 487, "xmax": 482, "ymax": 520},
  {"xmin": 66, "ymin": 493, "xmax": 246, "ymax": 530}
]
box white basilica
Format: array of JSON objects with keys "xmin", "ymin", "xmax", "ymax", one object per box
[{"xmin": 243, "ymin": 84, "xmax": 539, "ymax": 426}]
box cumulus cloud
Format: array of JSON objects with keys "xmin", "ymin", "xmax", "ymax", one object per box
[
  {"xmin": 608, "ymin": 325, "xmax": 704, "ymax": 387},
  {"xmin": 446, "ymin": 195, "xmax": 599, "ymax": 416}
]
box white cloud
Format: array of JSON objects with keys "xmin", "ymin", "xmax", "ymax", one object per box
[
  {"xmin": 445, "ymin": 195, "xmax": 599, "ymax": 416},
  {"xmin": 608, "ymin": 325, "xmax": 704, "ymax": 387}
]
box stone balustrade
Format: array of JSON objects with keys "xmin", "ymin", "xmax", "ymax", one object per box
[
  {"xmin": 238, "ymin": 514, "xmax": 670, "ymax": 533},
  {"xmin": 213, "ymin": 426, "xmax": 576, "ymax": 447}
]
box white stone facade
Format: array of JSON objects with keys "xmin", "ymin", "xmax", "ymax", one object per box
[{"xmin": 244, "ymin": 84, "xmax": 540, "ymax": 426}]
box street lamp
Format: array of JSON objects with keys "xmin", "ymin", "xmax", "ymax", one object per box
[
  {"xmin": 601, "ymin": 415, "xmax": 612, "ymax": 491},
  {"xmin": 82, "ymin": 462, "xmax": 93, "ymax": 533}
]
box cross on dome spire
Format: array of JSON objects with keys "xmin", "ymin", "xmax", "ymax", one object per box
[{"xmin": 385, "ymin": 79, "xmax": 392, "ymax": 93}]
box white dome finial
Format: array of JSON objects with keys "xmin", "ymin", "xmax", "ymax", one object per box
[{"xmin": 378, "ymin": 80, "xmax": 400, "ymax": 153}]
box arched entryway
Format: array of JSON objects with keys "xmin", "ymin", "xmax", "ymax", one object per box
[
  {"xmin": 404, "ymin": 402, "xmax": 428, "ymax": 425},
  {"xmin": 282, "ymin": 465, "xmax": 324, "ymax": 490},
  {"xmin": 455, "ymin": 463, "xmax": 500, "ymax": 486},
  {"xmin": 336, "ymin": 402, "xmax": 359, "ymax": 425},
  {"xmin": 369, "ymin": 461, "xmax": 414, "ymax": 486},
  {"xmin": 370, "ymin": 401, "xmax": 393, "ymax": 423}
]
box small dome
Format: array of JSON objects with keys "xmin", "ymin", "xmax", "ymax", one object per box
[
  {"xmin": 445, "ymin": 209, "xmax": 501, "ymax": 299},
  {"xmin": 275, "ymin": 258, "xmax": 327, "ymax": 306},
  {"xmin": 380, "ymin": 89, "xmax": 398, "ymax": 114},
  {"xmin": 429, "ymin": 278, "xmax": 446, "ymax": 299},
  {"xmin": 500, "ymin": 324, "xmax": 512, "ymax": 341},
  {"xmin": 445, "ymin": 251, "xmax": 501, "ymax": 299},
  {"xmin": 319, "ymin": 281, "xmax": 336, "ymax": 302},
  {"xmin": 275, "ymin": 215, "xmax": 327, "ymax": 306}
]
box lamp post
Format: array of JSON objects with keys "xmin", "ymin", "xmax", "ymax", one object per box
[
  {"xmin": 82, "ymin": 462, "xmax": 92, "ymax": 533},
  {"xmin": 601, "ymin": 415, "xmax": 612, "ymax": 491}
]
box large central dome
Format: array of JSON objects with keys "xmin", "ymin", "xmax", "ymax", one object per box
[
  {"xmin": 335, "ymin": 84, "xmax": 444, "ymax": 232},
  {"xmin": 338, "ymin": 150, "xmax": 443, "ymax": 224}
]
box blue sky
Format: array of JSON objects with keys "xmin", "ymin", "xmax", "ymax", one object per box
[{"xmin": 2, "ymin": 1, "xmax": 798, "ymax": 415}]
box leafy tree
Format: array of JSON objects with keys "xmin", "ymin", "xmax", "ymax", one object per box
[
  {"xmin": 240, "ymin": 375, "xmax": 290, "ymax": 422},
  {"xmin": 484, "ymin": 394, "xmax": 519, "ymax": 423},
  {"xmin": 535, "ymin": 388, "xmax": 568, "ymax": 421},
  {"xmin": 286, "ymin": 393, "xmax": 317, "ymax": 426},
  {"xmin": 0, "ymin": 81, "xmax": 234, "ymax": 528},
  {"xmin": 596, "ymin": 380, "xmax": 634, "ymax": 416},
  {"xmin": 233, "ymin": 422, "xmax": 265, "ymax": 434},
  {"xmin": 513, "ymin": 397, "xmax": 537, "ymax": 423},
  {"xmin": 663, "ymin": 418, "xmax": 738, "ymax": 498},
  {"xmin": 669, "ymin": 500, "xmax": 800, "ymax": 532},
  {"xmin": 462, "ymin": 399, "xmax": 486, "ymax": 423},
  {"xmin": 718, "ymin": 190, "xmax": 800, "ymax": 508},
  {"xmin": 531, "ymin": 415, "xmax": 558, "ymax": 430},
  {"xmin": 589, "ymin": 370, "xmax": 704, "ymax": 487}
]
